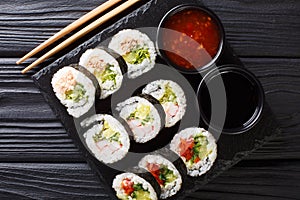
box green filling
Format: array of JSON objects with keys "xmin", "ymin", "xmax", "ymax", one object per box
[
  {"xmin": 123, "ymin": 46, "xmax": 150, "ymax": 64},
  {"xmin": 94, "ymin": 64, "xmax": 118, "ymax": 88},
  {"xmin": 189, "ymin": 134, "xmax": 209, "ymax": 165},
  {"xmin": 159, "ymin": 83, "xmax": 177, "ymax": 104},
  {"xmin": 159, "ymin": 165, "xmax": 177, "ymax": 186},
  {"xmin": 131, "ymin": 190, "xmax": 151, "ymax": 200},
  {"xmin": 131, "ymin": 184, "xmax": 151, "ymax": 200},
  {"xmin": 65, "ymin": 83, "xmax": 86, "ymax": 103},
  {"xmin": 133, "ymin": 183, "xmax": 144, "ymax": 191},
  {"xmin": 109, "ymin": 132, "xmax": 121, "ymax": 142},
  {"xmin": 126, "ymin": 104, "xmax": 154, "ymax": 125},
  {"xmin": 92, "ymin": 120, "xmax": 120, "ymax": 143}
]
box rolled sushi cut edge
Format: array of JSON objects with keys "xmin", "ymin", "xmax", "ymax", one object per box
[
  {"xmin": 138, "ymin": 154, "xmax": 182, "ymax": 199},
  {"xmin": 79, "ymin": 47, "xmax": 124, "ymax": 99},
  {"xmin": 51, "ymin": 66, "xmax": 95, "ymax": 118},
  {"xmin": 112, "ymin": 172, "xmax": 158, "ymax": 200},
  {"xmin": 142, "ymin": 79, "xmax": 186, "ymax": 127},
  {"xmin": 83, "ymin": 114, "xmax": 130, "ymax": 164},
  {"xmin": 170, "ymin": 127, "xmax": 217, "ymax": 177},
  {"xmin": 116, "ymin": 96, "xmax": 162, "ymax": 143},
  {"xmin": 108, "ymin": 29, "xmax": 157, "ymax": 79}
]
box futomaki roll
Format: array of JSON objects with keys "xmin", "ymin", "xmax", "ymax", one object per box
[
  {"xmin": 170, "ymin": 127, "xmax": 217, "ymax": 177},
  {"xmin": 108, "ymin": 29, "xmax": 156, "ymax": 79},
  {"xmin": 138, "ymin": 155, "xmax": 182, "ymax": 199},
  {"xmin": 51, "ymin": 66, "xmax": 95, "ymax": 118},
  {"xmin": 112, "ymin": 172, "xmax": 158, "ymax": 200},
  {"xmin": 116, "ymin": 96, "xmax": 163, "ymax": 143},
  {"xmin": 79, "ymin": 47, "xmax": 124, "ymax": 99},
  {"xmin": 83, "ymin": 114, "xmax": 130, "ymax": 164},
  {"xmin": 142, "ymin": 80, "xmax": 186, "ymax": 127}
]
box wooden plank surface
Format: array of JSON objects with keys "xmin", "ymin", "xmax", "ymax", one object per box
[
  {"xmin": 0, "ymin": 160, "xmax": 299, "ymax": 200},
  {"xmin": 0, "ymin": 0, "xmax": 299, "ymax": 199},
  {"xmin": 0, "ymin": 0, "xmax": 299, "ymax": 58}
]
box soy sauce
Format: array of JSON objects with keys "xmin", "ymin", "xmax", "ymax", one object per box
[{"xmin": 198, "ymin": 69, "xmax": 261, "ymax": 131}]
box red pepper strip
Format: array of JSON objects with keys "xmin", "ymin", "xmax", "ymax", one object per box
[
  {"xmin": 121, "ymin": 178, "xmax": 134, "ymax": 196},
  {"xmin": 194, "ymin": 156, "xmax": 201, "ymax": 163},
  {"xmin": 179, "ymin": 138, "xmax": 195, "ymax": 161},
  {"xmin": 147, "ymin": 163, "xmax": 165, "ymax": 186}
]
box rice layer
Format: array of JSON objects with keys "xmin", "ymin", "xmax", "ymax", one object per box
[
  {"xmin": 170, "ymin": 127, "xmax": 217, "ymax": 177},
  {"xmin": 79, "ymin": 48, "xmax": 123, "ymax": 99},
  {"xmin": 116, "ymin": 96, "xmax": 161, "ymax": 143},
  {"xmin": 112, "ymin": 172, "xmax": 158, "ymax": 200},
  {"xmin": 142, "ymin": 80, "xmax": 186, "ymax": 127},
  {"xmin": 108, "ymin": 29, "xmax": 156, "ymax": 79},
  {"xmin": 51, "ymin": 66, "xmax": 95, "ymax": 118},
  {"xmin": 83, "ymin": 114, "xmax": 130, "ymax": 164},
  {"xmin": 139, "ymin": 155, "xmax": 182, "ymax": 199}
]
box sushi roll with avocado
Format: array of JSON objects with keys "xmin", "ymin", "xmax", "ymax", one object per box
[
  {"xmin": 79, "ymin": 47, "xmax": 124, "ymax": 99},
  {"xmin": 51, "ymin": 66, "xmax": 95, "ymax": 118},
  {"xmin": 108, "ymin": 29, "xmax": 156, "ymax": 79},
  {"xmin": 116, "ymin": 96, "xmax": 163, "ymax": 143},
  {"xmin": 170, "ymin": 127, "xmax": 217, "ymax": 177},
  {"xmin": 142, "ymin": 80, "xmax": 186, "ymax": 127},
  {"xmin": 83, "ymin": 114, "xmax": 130, "ymax": 164},
  {"xmin": 112, "ymin": 172, "xmax": 158, "ymax": 200},
  {"xmin": 138, "ymin": 155, "xmax": 182, "ymax": 199}
]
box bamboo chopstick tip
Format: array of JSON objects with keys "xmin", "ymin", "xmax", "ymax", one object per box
[
  {"xmin": 21, "ymin": 69, "xmax": 27, "ymax": 74},
  {"xmin": 17, "ymin": 56, "xmax": 28, "ymax": 65}
]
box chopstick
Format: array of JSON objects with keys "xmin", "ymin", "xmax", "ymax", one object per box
[
  {"xmin": 21, "ymin": 0, "xmax": 141, "ymax": 74},
  {"xmin": 17, "ymin": 0, "xmax": 122, "ymax": 65}
]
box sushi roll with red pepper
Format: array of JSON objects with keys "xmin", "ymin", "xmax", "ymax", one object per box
[
  {"xmin": 170, "ymin": 127, "xmax": 217, "ymax": 177},
  {"xmin": 142, "ymin": 80, "xmax": 186, "ymax": 127},
  {"xmin": 138, "ymin": 155, "xmax": 182, "ymax": 199},
  {"xmin": 112, "ymin": 172, "xmax": 158, "ymax": 200},
  {"xmin": 116, "ymin": 96, "xmax": 163, "ymax": 143}
]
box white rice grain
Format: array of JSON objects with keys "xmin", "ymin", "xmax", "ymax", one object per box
[
  {"xmin": 108, "ymin": 29, "xmax": 156, "ymax": 79},
  {"xmin": 79, "ymin": 48, "xmax": 123, "ymax": 99},
  {"xmin": 51, "ymin": 66, "xmax": 95, "ymax": 118},
  {"xmin": 116, "ymin": 96, "xmax": 161, "ymax": 143},
  {"xmin": 139, "ymin": 155, "xmax": 182, "ymax": 199},
  {"xmin": 83, "ymin": 114, "xmax": 130, "ymax": 164},
  {"xmin": 170, "ymin": 127, "xmax": 217, "ymax": 177},
  {"xmin": 142, "ymin": 80, "xmax": 186, "ymax": 127}
]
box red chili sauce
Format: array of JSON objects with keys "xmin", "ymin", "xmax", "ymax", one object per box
[{"xmin": 162, "ymin": 8, "xmax": 221, "ymax": 70}]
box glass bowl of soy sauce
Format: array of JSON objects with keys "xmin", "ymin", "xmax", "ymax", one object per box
[{"xmin": 197, "ymin": 65, "xmax": 265, "ymax": 134}]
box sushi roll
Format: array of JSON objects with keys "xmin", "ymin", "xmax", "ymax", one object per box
[
  {"xmin": 116, "ymin": 96, "xmax": 163, "ymax": 143},
  {"xmin": 79, "ymin": 47, "xmax": 124, "ymax": 99},
  {"xmin": 138, "ymin": 155, "xmax": 182, "ymax": 199},
  {"xmin": 170, "ymin": 127, "xmax": 217, "ymax": 177},
  {"xmin": 142, "ymin": 80, "xmax": 186, "ymax": 127},
  {"xmin": 112, "ymin": 172, "xmax": 158, "ymax": 200},
  {"xmin": 83, "ymin": 114, "xmax": 130, "ymax": 164},
  {"xmin": 51, "ymin": 66, "xmax": 95, "ymax": 118},
  {"xmin": 108, "ymin": 29, "xmax": 156, "ymax": 79}
]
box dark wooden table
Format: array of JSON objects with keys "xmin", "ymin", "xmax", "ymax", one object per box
[{"xmin": 0, "ymin": 0, "xmax": 299, "ymax": 199}]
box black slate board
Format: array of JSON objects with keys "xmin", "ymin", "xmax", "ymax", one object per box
[{"xmin": 32, "ymin": 0, "xmax": 281, "ymax": 199}]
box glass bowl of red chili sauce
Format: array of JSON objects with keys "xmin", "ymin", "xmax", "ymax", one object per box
[{"xmin": 156, "ymin": 5, "xmax": 225, "ymax": 74}]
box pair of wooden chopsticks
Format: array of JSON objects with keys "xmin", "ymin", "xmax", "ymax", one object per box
[{"xmin": 18, "ymin": 0, "xmax": 141, "ymax": 74}]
